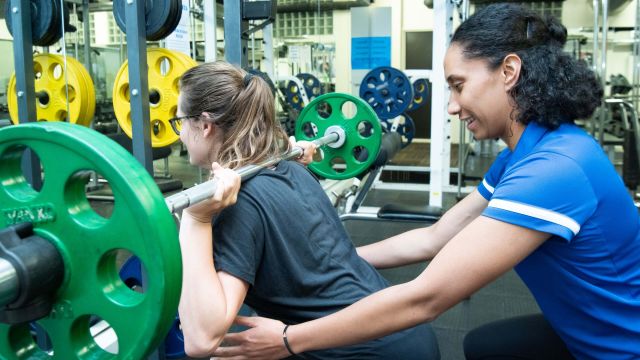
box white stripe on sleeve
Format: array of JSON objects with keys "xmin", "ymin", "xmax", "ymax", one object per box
[
  {"xmin": 482, "ymin": 179, "xmax": 495, "ymax": 194},
  {"xmin": 488, "ymin": 199, "xmax": 580, "ymax": 235}
]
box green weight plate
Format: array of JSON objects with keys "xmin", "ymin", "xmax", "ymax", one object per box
[
  {"xmin": 296, "ymin": 93, "xmax": 381, "ymax": 180},
  {"xmin": 0, "ymin": 122, "xmax": 181, "ymax": 359}
]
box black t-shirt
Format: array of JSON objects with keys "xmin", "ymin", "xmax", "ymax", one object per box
[{"xmin": 213, "ymin": 161, "xmax": 439, "ymax": 359}]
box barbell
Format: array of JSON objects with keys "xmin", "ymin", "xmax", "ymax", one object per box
[{"xmin": 0, "ymin": 93, "xmax": 383, "ymax": 359}]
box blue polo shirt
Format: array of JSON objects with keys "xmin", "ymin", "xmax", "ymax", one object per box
[{"xmin": 478, "ymin": 122, "xmax": 640, "ymax": 359}]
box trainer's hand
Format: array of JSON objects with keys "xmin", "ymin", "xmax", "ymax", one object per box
[
  {"xmin": 212, "ymin": 316, "xmax": 289, "ymax": 360},
  {"xmin": 183, "ymin": 162, "xmax": 241, "ymax": 222},
  {"xmin": 289, "ymin": 136, "xmax": 318, "ymax": 166}
]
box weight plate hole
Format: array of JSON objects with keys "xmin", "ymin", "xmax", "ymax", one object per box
[
  {"xmin": 149, "ymin": 89, "xmax": 161, "ymax": 106},
  {"xmin": 37, "ymin": 92, "xmax": 50, "ymax": 107},
  {"xmin": 65, "ymin": 170, "xmax": 113, "ymax": 225},
  {"xmin": 173, "ymin": 77, "xmax": 180, "ymax": 94},
  {"xmin": 63, "ymin": 85, "xmax": 76, "ymax": 103},
  {"xmin": 0, "ymin": 145, "xmax": 45, "ymax": 200},
  {"xmin": 71, "ymin": 314, "xmax": 119, "ymax": 356},
  {"xmin": 357, "ymin": 121, "xmax": 374, "ymax": 138},
  {"xmin": 30, "ymin": 322, "xmax": 54, "ymax": 355},
  {"xmin": 152, "ymin": 120, "xmax": 166, "ymax": 138},
  {"xmin": 120, "ymin": 84, "xmax": 130, "ymax": 102},
  {"xmin": 98, "ymin": 249, "xmax": 146, "ymax": 304},
  {"xmin": 159, "ymin": 57, "xmax": 173, "ymax": 77},
  {"xmin": 353, "ymin": 146, "xmax": 369, "ymax": 163},
  {"xmin": 330, "ymin": 157, "xmax": 346, "ymax": 174},
  {"xmin": 316, "ymin": 101, "xmax": 332, "ymax": 119},
  {"xmin": 301, "ymin": 122, "xmax": 318, "ymax": 139},
  {"xmin": 340, "ymin": 101, "xmax": 357, "ymax": 120},
  {"xmin": 55, "ymin": 110, "xmax": 68, "ymax": 122},
  {"xmin": 50, "ymin": 63, "xmax": 63, "ymax": 81},
  {"xmin": 117, "ymin": 252, "xmax": 148, "ymax": 294},
  {"xmin": 7, "ymin": 323, "xmax": 52, "ymax": 357},
  {"xmin": 34, "ymin": 62, "xmax": 43, "ymax": 80}
]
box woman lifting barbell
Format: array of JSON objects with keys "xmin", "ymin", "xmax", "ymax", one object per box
[
  {"xmin": 174, "ymin": 61, "xmax": 440, "ymax": 359},
  {"xmin": 209, "ymin": 4, "xmax": 640, "ymax": 360}
]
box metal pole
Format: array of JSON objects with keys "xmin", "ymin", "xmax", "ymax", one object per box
[
  {"xmin": 592, "ymin": 0, "xmax": 600, "ymax": 137},
  {"xmin": 60, "ymin": 0, "xmax": 70, "ymax": 123},
  {"xmin": 457, "ymin": 0, "xmax": 469, "ymax": 200},
  {"xmin": 251, "ymin": 24, "xmax": 256, "ymax": 68},
  {"xmin": 82, "ymin": 0, "xmax": 92, "ymax": 80},
  {"xmin": 204, "ymin": 0, "xmax": 217, "ymax": 62},
  {"xmin": 125, "ymin": 0, "xmax": 153, "ymax": 174},
  {"xmin": 0, "ymin": 259, "xmax": 18, "ymax": 307},
  {"xmin": 598, "ymin": 0, "xmax": 609, "ymax": 145},
  {"xmin": 428, "ymin": 0, "xmax": 453, "ymax": 208},
  {"xmin": 10, "ymin": 0, "xmax": 42, "ymax": 190},
  {"xmin": 165, "ymin": 131, "xmax": 341, "ymax": 214},
  {"xmin": 224, "ymin": 0, "xmax": 248, "ymax": 67},
  {"xmin": 633, "ymin": 0, "xmax": 640, "ymax": 111}
]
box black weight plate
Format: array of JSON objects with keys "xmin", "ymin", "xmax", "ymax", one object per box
[
  {"xmin": 157, "ymin": 0, "xmax": 183, "ymax": 41},
  {"xmin": 148, "ymin": 0, "xmax": 182, "ymax": 41},
  {"xmin": 4, "ymin": 0, "xmax": 62, "ymax": 46},
  {"xmin": 247, "ymin": 68, "xmax": 277, "ymax": 96},
  {"xmin": 113, "ymin": 0, "xmax": 182, "ymax": 41}
]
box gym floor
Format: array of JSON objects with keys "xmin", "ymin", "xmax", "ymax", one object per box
[{"xmin": 93, "ymin": 142, "xmax": 541, "ymax": 360}]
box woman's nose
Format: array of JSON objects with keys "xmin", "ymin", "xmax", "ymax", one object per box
[{"xmin": 447, "ymin": 97, "xmax": 460, "ymax": 115}]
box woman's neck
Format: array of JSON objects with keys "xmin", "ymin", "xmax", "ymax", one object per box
[{"xmin": 502, "ymin": 120, "xmax": 527, "ymax": 151}]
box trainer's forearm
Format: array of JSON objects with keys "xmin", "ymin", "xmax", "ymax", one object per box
[
  {"xmin": 286, "ymin": 279, "xmax": 438, "ymax": 353},
  {"xmin": 356, "ymin": 227, "xmax": 437, "ymax": 268}
]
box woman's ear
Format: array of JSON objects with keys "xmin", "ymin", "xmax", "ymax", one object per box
[
  {"xmin": 200, "ymin": 112, "xmax": 216, "ymax": 138},
  {"xmin": 502, "ymin": 53, "xmax": 522, "ymax": 91}
]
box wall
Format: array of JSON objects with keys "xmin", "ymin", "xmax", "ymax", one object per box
[{"xmin": 0, "ymin": 21, "xmax": 10, "ymax": 40}]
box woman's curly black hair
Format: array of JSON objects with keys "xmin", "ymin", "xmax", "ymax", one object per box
[{"xmin": 451, "ymin": 3, "xmax": 603, "ymax": 128}]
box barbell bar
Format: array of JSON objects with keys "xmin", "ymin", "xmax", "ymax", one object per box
[{"xmin": 165, "ymin": 129, "xmax": 341, "ymax": 214}]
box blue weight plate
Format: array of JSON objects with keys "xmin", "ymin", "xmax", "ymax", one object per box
[
  {"xmin": 286, "ymin": 73, "xmax": 322, "ymax": 111},
  {"xmin": 119, "ymin": 256, "xmax": 186, "ymax": 359},
  {"xmin": 359, "ymin": 66, "xmax": 412, "ymax": 120},
  {"xmin": 164, "ymin": 315, "xmax": 185, "ymax": 359},
  {"xmin": 383, "ymin": 113, "xmax": 415, "ymax": 148},
  {"xmin": 408, "ymin": 78, "xmax": 429, "ymax": 111}
]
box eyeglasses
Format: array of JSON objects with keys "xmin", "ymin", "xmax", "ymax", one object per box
[{"xmin": 168, "ymin": 114, "xmax": 199, "ymax": 135}]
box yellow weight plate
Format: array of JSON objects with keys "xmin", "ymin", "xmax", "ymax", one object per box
[
  {"xmin": 61, "ymin": 57, "xmax": 91, "ymax": 126},
  {"xmin": 113, "ymin": 48, "xmax": 196, "ymax": 148},
  {"xmin": 66, "ymin": 56, "xmax": 96, "ymax": 126},
  {"xmin": 7, "ymin": 54, "xmax": 95, "ymax": 126}
]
